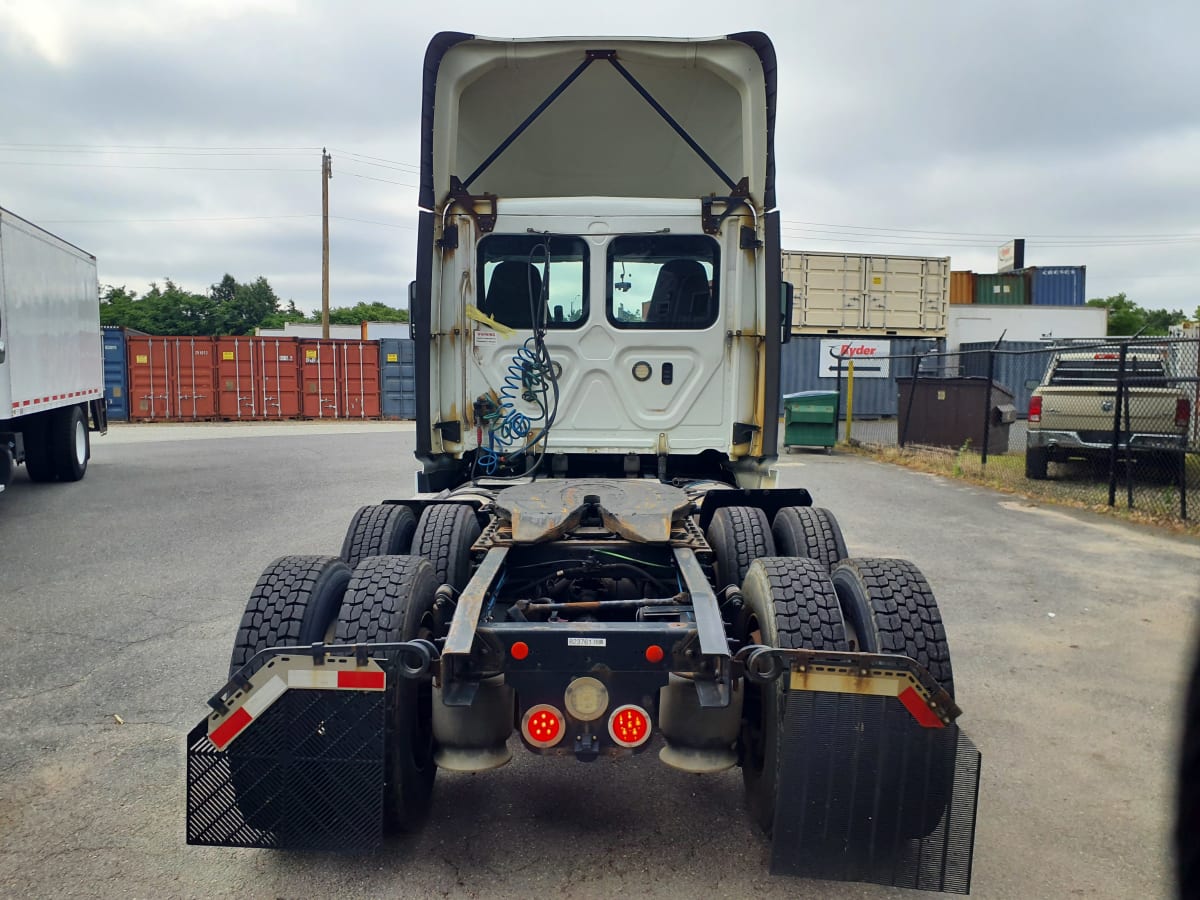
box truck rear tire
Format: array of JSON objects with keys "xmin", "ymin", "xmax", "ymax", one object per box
[
  {"xmin": 737, "ymin": 557, "xmax": 848, "ymax": 834},
  {"xmin": 340, "ymin": 504, "xmax": 418, "ymax": 568},
  {"xmin": 335, "ymin": 555, "xmax": 440, "ymax": 830},
  {"xmin": 1025, "ymin": 446, "xmax": 1049, "ymax": 480},
  {"xmin": 411, "ymin": 504, "xmax": 480, "ymax": 592},
  {"xmin": 51, "ymin": 404, "xmax": 89, "ymax": 482},
  {"xmin": 771, "ymin": 507, "xmax": 848, "ymax": 571},
  {"xmin": 229, "ymin": 555, "xmax": 352, "ymax": 678},
  {"xmin": 20, "ymin": 415, "xmax": 56, "ymax": 483},
  {"xmin": 706, "ymin": 506, "xmax": 775, "ymax": 591},
  {"xmin": 830, "ymin": 557, "xmax": 956, "ymax": 835}
]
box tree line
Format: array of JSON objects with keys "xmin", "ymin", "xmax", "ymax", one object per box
[
  {"xmin": 99, "ymin": 274, "xmax": 408, "ymax": 336},
  {"xmin": 1086, "ymin": 293, "xmax": 1197, "ymax": 336}
]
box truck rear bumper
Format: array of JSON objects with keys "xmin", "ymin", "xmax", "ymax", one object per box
[{"xmin": 1027, "ymin": 428, "xmax": 1184, "ymax": 454}]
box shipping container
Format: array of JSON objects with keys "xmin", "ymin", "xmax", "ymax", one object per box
[
  {"xmin": 950, "ymin": 271, "xmax": 975, "ymax": 305},
  {"xmin": 380, "ymin": 338, "xmax": 417, "ymax": 419},
  {"xmin": 216, "ymin": 336, "xmax": 301, "ymax": 419},
  {"xmin": 127, "ymin": 336, "xmax": 218, "ymax": 420},
  {"xmin": 974, "ymin": 272, "xmax": 1028, "ymax": 305},
  {"xmin": 1029, "ymin": 266, "xmax": 1086, "ymax": 306},
  {"xmin": 778, "ymin": 335, "xmax": 942, "ymax": 418},
  {"xmin": 101, "ymin": 326, "xmax": 129, "ymax": 421},
  {"xmin": 298, "ymin": 340, "xmax": 380, "ymax": 419},
  {"xmin": 783, "ymin": 251, "xmax": 949, "ymax": 336}
]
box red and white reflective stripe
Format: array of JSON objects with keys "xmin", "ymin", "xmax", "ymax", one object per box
[
  {"xmin": 11, "ymin": 387, "xmax": 102, "ymax": 411},
  {"xmin": 208, "ymin": 666, "xmax": 386, "ymax": 750}
]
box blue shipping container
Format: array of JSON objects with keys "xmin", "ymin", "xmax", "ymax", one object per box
[
  {"xmin": 101, "ymin": 326, "xmax": 129, "ymax": 421},
  {"xmin": 379, "ymin": 338, "xmax": 417, "ymax": 419},
  {"xmin": 1030, "ymin": 266, "xmax": 1086, "ymax": 306}
]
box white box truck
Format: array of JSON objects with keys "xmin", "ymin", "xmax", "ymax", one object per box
[
  {"xmin": 784, "ymin": 250, "xmax": 949, "ymax": 336},
  {"xmin": 0, "ymin": 207, "xmax": 106, "ymax": 493}
]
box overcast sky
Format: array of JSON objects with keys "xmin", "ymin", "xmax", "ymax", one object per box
[{"xmin": 1, "ymin": 1, "xmax": 1197, "ymax": 315}]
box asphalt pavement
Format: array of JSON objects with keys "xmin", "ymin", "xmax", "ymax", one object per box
[{"xmin": 0, "ymin": 421, "xmax": 1196, "ymax": 899}]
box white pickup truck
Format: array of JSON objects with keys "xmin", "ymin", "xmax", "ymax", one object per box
[
  {"xmin": 0, "ymin": 207, "xmax": 107, "ymax": 494},
  {"xmin": 1025, "ymin": 349, "xmax": 1190, "ymax": 479}
]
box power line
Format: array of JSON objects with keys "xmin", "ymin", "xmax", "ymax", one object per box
[
  {"xmin": 336, "ymin": 169, "xmax": 418, "ymax": 187},
  {"xmin": 0, "ymin": 160, "xmax": 311, "ymax": 173},
  {"xmin": 0, "ymin": 142, "xmax": 319, "ymax": 152},
  {"xmin": 328, "ymin": 147, "xmax": 419, "ymax": 172},
  {"xmin": 41, "ymin": 214, "xmax": 317, "ymax": 225},
  {"xmin": 779, "ymin": 218, "xmax": 1200, "ymax": 241},
  {"xmin": 330, "ymin": 215, "xmax": 414, "ymax": 230}
]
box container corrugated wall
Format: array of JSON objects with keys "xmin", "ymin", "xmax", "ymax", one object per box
[
  {"xmin": 298, "ymin": 339, "xmax": 380, "ymax": 419},
  {"xmin": 950, "ymin": 271, "xmax": 975, "ymax": 305},
  {"xmin": 126, "ymin": 336, "xmax": 219, "ymax": 420},
  {"xmin": 1029, "ymin": 266, "xmax": 1086, "ymax": 306},
  {"xmin": 380, "ymin": 338, "xmax": 417, "ymax": 419},
  {"xmin": 216, "ymin": 336, "xmax": 302, "ymax": 419},
  {"xmin": 101, "ymin": 326, "xmax": 129, "ymax": 421},
  {"xmin": 779, "ymin": 336, "xmax": 942, "ymax": 418},
  {"xmin": 974, "ymin": 272, "xmax": 1029, "ymax": 305},
  {"xmin": 959, "ymin": 340, "xmax": 1054, "ymax": 418}
]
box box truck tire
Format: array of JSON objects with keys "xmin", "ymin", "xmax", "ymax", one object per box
[
  {"xmin": 20, "ymin": 415, "xmax": 56, "ymax": 483},
  {"xmin": 51, "ymin": 405, "xmax": 89, "ymax": 482}
]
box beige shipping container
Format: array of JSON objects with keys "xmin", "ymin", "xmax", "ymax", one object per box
[
  {"xmin": 950, "ymin": 270, "xmax": 975, "ymax": 305},
  {"xmin": 783, "ymin": 251, "xmax": 949, "ymax": 337}
]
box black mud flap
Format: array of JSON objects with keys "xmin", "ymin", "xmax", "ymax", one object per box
[
  {"xmin": 770, "ymin": 691, "xmax": 981, "ymax": 894},
  {"xmin": 186, "ymin": 688, "xmax": 386, "ymax": 850}
]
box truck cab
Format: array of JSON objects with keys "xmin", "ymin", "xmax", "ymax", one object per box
[{"xmin": 412, "ymin": 33, "xmax": 786, "ymax": 492}]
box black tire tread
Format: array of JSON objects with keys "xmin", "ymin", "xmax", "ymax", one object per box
[
  {"xmin": 411, "ymin": 504, "xmax": 479, "ymax": 591},
  {"xmin": 707, "ymin": 506, "xmax": 776, "ymax": 590},
  {"xmin": 751, "ymin": 556, "xmax": 849, "ymax": 651},
  {"xmin": 340, "ymin": 504, "xmax": 418, "ymax": 568},
  {"xmin": 772, "ymin": 506, "xmax": 848, "ymax": 571},
  {"xmin": 21, "ymin": 414, "xmax": 56, "ymax": 483},
  {"xmin": 335, "ymin": 555, "xmax": 432, "ymax": 644},
  {"xmin": 51, "ymin": 405, "xmax": 88, "ymax": 482},
  {"xmin": 831, "ymin": 557, "xmax": 953, "ymax": 695},
  {"xmin": 1025, "ymin": 446, "xmax": 1049, "ymax": 480},
  {"xmin": 230, "ymin": 555, "xmax": 351, "ymax": 677}
]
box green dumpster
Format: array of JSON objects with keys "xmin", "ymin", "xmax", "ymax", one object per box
[{"xmin": 782, "ymin": 390, "xmax": 839, "ymax": 453}]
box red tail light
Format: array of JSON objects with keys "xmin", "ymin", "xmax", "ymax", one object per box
[
  {"xmin": 608, "ymin": 705, "xmax": 651, "ymax": 748},
  {"xmin": 1028, "ymin": 395, "xmax": 1042, "ymax": 423},
  {"xmin": 1177, "ymin": 398, "xmax": 1191, "ymax": 429},
  {"xmin": 521, "ymin": 704, "xmax": 565, "ymax": 749}
]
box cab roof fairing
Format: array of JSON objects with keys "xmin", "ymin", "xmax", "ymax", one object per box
[{"xmin": 417, "ymin": 32, "xmax": 777, "ymax": 214}]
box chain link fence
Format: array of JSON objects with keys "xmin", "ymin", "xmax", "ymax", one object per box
[{"xmin": 827, "ymin": 337, "xmax": 1200, "ymax": 522}]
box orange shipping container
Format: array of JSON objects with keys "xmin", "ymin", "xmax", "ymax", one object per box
[
  {"xmin": 127, "ymin": 336, "xmax": 218, "ymax": 420},
  {"xmin": 298, "ymin": 340, "xmax": 381, "ymax": 419},
  {"xmin": 950, "ymin": 270, "xmax": 976, "ymax": 305},
  {"xmin": 216, "ymin": 336, "xmax": 302, "ymax": 419}
]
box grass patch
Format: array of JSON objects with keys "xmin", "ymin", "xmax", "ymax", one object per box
[{"xmin": 844, "ymin": 441, "xmax": 1200, "ymax": 538}]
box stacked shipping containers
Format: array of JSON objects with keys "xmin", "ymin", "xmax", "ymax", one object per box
[{"xmin": 952, "ymin": 266, "xmax": 1086, "ymax": 306}]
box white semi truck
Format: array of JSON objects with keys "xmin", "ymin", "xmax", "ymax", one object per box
[
  {"xmin": 187, "ymin": 34, "xmax": 980, "ymax": 894},
  {"xmin": 0, "ymin": 207, "xmax": 107, "ymax": 493}
]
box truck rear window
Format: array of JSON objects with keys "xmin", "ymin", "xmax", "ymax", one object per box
[
  {"xmin": 1048, "ymin": 356, "xmax": 1168, "ymax": 387},
  {"xmin": 607, "ymin": 235, "xmax": 719, "ymax": 329},
  {"xmin": 477, "ymin": 234, "xmax": 588, "ymax": 330}
]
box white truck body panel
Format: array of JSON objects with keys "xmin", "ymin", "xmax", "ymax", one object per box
[
  {"xmin": 0, "ymin": 208, "xmax": 102, "ymax": 420},
  {"xmin": 784, "ymin": 251, "xmax": 949, "ymax": 337},
  {"xmin": 948, "ymin": 304, "xmax": 1108, "ymax": 347}
]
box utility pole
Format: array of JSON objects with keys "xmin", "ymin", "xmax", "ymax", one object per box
[{"xmin": 321, "ymin": 148, "xmax": 332, "ymax": 339}]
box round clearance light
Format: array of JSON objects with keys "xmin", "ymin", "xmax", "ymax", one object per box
[
  {"xmin": 632, "ymin": 361, "xmax": 652, "ymax": 382},
  {"xmin": 521, "ymin": 704, "xmax": 565, "ymax": 749},
  {"xmin": 608, "ymin": 704, "xmax": 652, "ymax": 748},
  {"xmin": 564, "ymin": 676, "xmax": 609, "ymax": 722},
  {"xmin": 510, "ymin": 641, "xmax": 530, "ymax": 660},
  {"xmin": 644, "ymin": 644, "xmax": 664, "ymax": 664}
]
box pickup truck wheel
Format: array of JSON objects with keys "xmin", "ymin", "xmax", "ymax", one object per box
[
  {"xmin": 706, "ymin": 506, "xmax": 775, "ymax": 591},
  {"xmin": 21, "ymin": 415, "xmax": 56, "ymax": 483},
  {"xmin": 411, "ymin": 504, "xmax": 479, "ymax": 591},
  {"xmin": 229, "ymin": 555, "xmax": 352, "ymax": 679},
  {"xmin": 737, "ymin": 557, "xmax": 848, "ymax": 834},
  {"xmin": 831, "ymin": 557, "xmax": 956, "ymax": 836},
  {"xmin": 1025, "ymin": 446, "xmax": 1049, "ymax": 480},
  {"xmin": 335, "ymin": 555, "xmax": 439, "ymax": 830},
  {"xmin": 51, "ymin": 404, "xmax": 89, "ymax": 482},
  {"xmin": 340, "ymin": 504, "xmax": 418, "ymax": 568},
  {"xmin": 771, "ymin": 507, "xmax": 847, "ymax": 571}
]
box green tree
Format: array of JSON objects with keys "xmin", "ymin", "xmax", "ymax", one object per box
[
  {"xmin": 99, "ymin": 285, "xmax": 142, "ymax": 329},
  {"xmin": 216, "ymin": 276, "xmax": 282, "ymax": 335},
  {"xmin": 324, "ymin": 301, "xmax": 409, "ymax": 325},
  {"xmin": 259, "ymin": 298, "xmax": 308, "ymax": 330},
  {"xmin": 1086, "ymin": 293, "xmax": 1186, "ymax": 336}
]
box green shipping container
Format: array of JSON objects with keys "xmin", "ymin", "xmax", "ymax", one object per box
[
  {"xmin": 974, "ymin": 272, "xmax": 1029, "ymax": 305},
  {"xmin": 783, "ymin": 390, "xmax": 839, "ymax": 452}
]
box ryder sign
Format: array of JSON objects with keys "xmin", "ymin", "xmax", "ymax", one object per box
[{"xmin": 820, "ymin": 339, "xmax": 891, "ymax": 379}]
